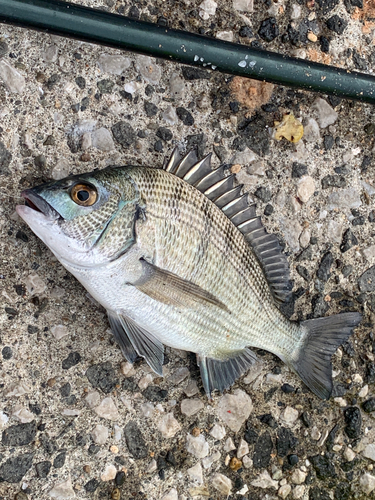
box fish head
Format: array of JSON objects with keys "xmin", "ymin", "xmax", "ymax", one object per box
[{"xmin": 16, "ymin": 167, "xmax": 140, "ymax": 267}]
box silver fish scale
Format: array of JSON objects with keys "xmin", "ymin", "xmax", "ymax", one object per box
[{"xmin": 126, "ymin": 166, "xmax": 301, "ymax": 360}]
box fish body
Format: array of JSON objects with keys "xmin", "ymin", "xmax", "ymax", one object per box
[{"xmin": 16, "ymin": 150, "xmax": 361, "ymax": 398}]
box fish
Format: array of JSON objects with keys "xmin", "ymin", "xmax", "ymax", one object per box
[{"xmin": 16, "ymin": 148, "xmax": 362, "ymax": 399}]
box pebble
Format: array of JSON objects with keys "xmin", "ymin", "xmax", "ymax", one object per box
[
  {"xmin": 210, "ymin": 424, "xmax": 226, "ymax": 440},
  {"xmin": 327, "ymin": 220, "xmax": 343, "ymax": 244},
  {"xmin": 363, "ymin": 245, "xmax": 375, "ymax": 262},
  {"xmin": 217, "ymin": 31, "xmax": 234, "ymax": 42},
  {"xmin": 24, "ymin": 273, "xmax": 46, "ymax": 296},
  {"xmin": 138, "ymin": 374, "xmax": 153, "ymax": 390},
  {"xmin": 169, "ymin": 367, "xmax": 190, "ymax": 385},
  {"xmin": 120, "ymin": 361, "xmax": 136, "ymax": 377},
  {"xmin": 51, "ymin": 325, "xmax": 69, "ymax": 340},
  {"xmin": 161, "ymin": 489, "xmax": 178, "ymax": 500},
  {"xmin": 135, "ymin": 55, "xmax": 161, "ymax": 84},
  {"xmin": 202, "ymin": 451, "xmax": 221, "ymax": 469},
  {"xmin": 85, "ymin": 391, "xmax": 101, "ymax": 409},
  {"xmin": 344, "ymin": 447, "xmax": 356, "ymax": 462},
  {"xmin": 91, "ymin": 424, "xmax": 109, "ymax": 445},
  {"xmin": 302, "ymin": 118, "xmax": 320, "ymax": 142},
  {"xmin": 360, "ymin": 473, "xmax": 375, "ymax": 494},
  {"xmin": 237, "ymin": 438, "xmax": 250, "ymax": 458},
  {"xmin": 224, "ymin": 437, "xmax": 236, "ymax": 452},
  {"xmin": 278, "ymin": 217, "xmax": 302, "ymax": 253},
  {"xmin": 91, "ymin": 128, "xmax": 115, "ymax": 151},
  {"xmin": 98, "ymin": 53, "xmax": 131, "ymax": 75},
  {"xmin": 169, "ymin": 72, "xmax": 185, "ymax": 98},
  {"xmin": 313, "ymin": 98, "xmax": 338, "ymax": 128},
  {"xmin": 217, "ymin": 389, "xmax": 253, "ymax": 432},
  {"xmin": 293, "ymin": 485, "xmax": 306, "ymax": 499},
  {"xmin": 12, "ymin": 405, "xmax": 35, "ymax": 424},
  {"xmin": 186, "ymin": 434, "xmax": 209, "ymax": 459},
  {"xmin": 0, "ymin": 411, "xmax": 9, "ymax": 429},
  {"xmin": 279, "ymin": 484, "xmax": 292, "ymax": 498},
  {"xmin": 51, "ymin": 159, "xmax": 70, "ymax": 180},
  {"xmin": 211, "ymin": 473, "xmax": 232, "ymax": 496},
  {"xmin": 291, "ymin": 469, "xmax": 307, "ymax": 484},
  {"xmin": 181, "ymin": 398, "xmax": 204, "ymax": 417},
  {"xmin": 147, "ymin": 459, "xmax": 157, "ymax": 473},
  {"xmin": 363, "ymin": 444, "xmax": 375, "ymax": 462},
  {"xmin": 187, "ymin": 462, "xmax": 203, "ymax": 484},
  {"xmin": 86, "ymin": 362, "xmax": 118, "ymax": 394},
  {"xmin": 297, "ymin": 176, "xmax": 315, "ymax": 203},
  {"xmin": 242, "ymin": 455, "xmax": 253, "ymax": 468},
  {"xmin": 101, "ymin": 464, "xmax": 117, "ymax": 481},
  {"xmin": 326, "ymin": 188, "xmax": 361, "ymax": 211},
  {"xmin": 251, "ymin": 470, "xmax": 278, "ymax": 489},
  {"xmin": 233, "ymin": 0, "xmax": 253, "ymax": 11},
  {"xmin": 158, "ymin": 413, "xmax": 181, "ymax": 438},
  {"xmin": 124, "ymin": 421, "xmax": 148, "ymax": 459},
  {"xmin": 199, "ymin": 0, "xmax": 218, "ymax": 19},
  {"xmin": 184, "ymin": 380, "xmax": 199, "ymax": 397},
  {"xmin": 140, "ymin": 402, "xmax": 154, "ymax": 418},
  {"xmin": 162, "ymin": 106, "xmax": 178, "ymax": 126},
  {"xmin": 42, "ymin": 44, "xmax": 59, "ymax": 63},
  {"xmin": 0, "ymin": 452, "xmax": 33, "ymax": 483},
  {"xmin": 48, "ymin": 477, "xmax": 76, "ymax": 499},
  {"xmin": 2, "ymin": 421, "xmax": 36, "ymax": 447},
  {"xmin": 344, "ymin": 406, "xmax": 362, "ymax": 439},
  {"xmin": 299, "ymin": 228, "xmax": 311, "ymax": 248},
  {"xmin": 4, "ymin": 381, "xmax": 30, "ymax": 397},
  {"xmin": 280, "ymin": 407, "xmax": 299, "ymax": 427},
  {"xmin": 0, "ymin": 60, "xmax": 26, "ymax": 93},
  {"xmin": 291, "ymin": 4, "xmax": 301, "ymax": 19},
  {"xmin": 94, "ymin": 397, "xmax": 120, "ymax": 421}
]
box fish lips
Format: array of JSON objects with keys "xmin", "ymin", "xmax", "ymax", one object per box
[{"xmin": 19, "ymin": 189, "xmax": 62, "ymax": 221}]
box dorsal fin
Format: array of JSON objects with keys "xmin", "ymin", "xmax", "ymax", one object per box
[{"xmin": 162, "ymin": 149, "xmax": 292, "ymax": 304}]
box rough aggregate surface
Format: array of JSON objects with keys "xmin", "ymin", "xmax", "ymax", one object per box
[{"xmin": 1, "ymin": 0, "xmax": 375, "ymax": 498}]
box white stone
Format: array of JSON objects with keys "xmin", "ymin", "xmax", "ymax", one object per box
[
  {"xmin": 181, "ymin": 398, "xmax": 204, "ymax": 417},
  {"xmin": 291, "ymin": 469, "xmax": 307, "ymax": 485},
  {"xmin": 169, "ymin": 71, "xmax": 185, "ymax": 98},
  {"xmin": 279, "ymin": 217, "xmax": 303, "ymax": 253},
  {"xmin": 169, "ymin": 367, "xmax": 190, "ymax": 385},
  {"xmin": 359, "ymin": 385, "xmax": 369, "ymax": 399},
  {"xmin": 24, "ymin": 273, "xmax": 46, "ymax": 296},
  {"xmin": 242, "ymin": 455, "xmax": 253, "ymax": 468},
  {"xmin": 293, "ymin": 485, "xmax": 305, "ymax": 499},
  {"xmin": 91, "ymin": 424, "xmax": 109, "ymax": 445},
  {"xmin": 140, "ymin": 402, "xmax": 155, "ymax": 418},
  {"xmin": 124, "ymin": 81, "xmax": 142, "ymax": 94},
  {"xmin": 202, "ymin": 451, "xmax": 221, "ymax": 469},
  {"xmin": 120, "ymin": 361, "xmax": 136, "ymax": 377},
  {"xmin": 313, "ymin": 98, "xmax": 338, "ymax": 128},
  {"xmin": 217, "ymin": 389, "xmax": 252, "ymax": 432},
  {"xmin": 4, "ymin": 382, "xmax": 30, "ymax": 398},
  {"xmin": 158, "ymin": 413, "xmax": 181, "ymax": 438},
  {"xmin": 327, "ymin": 219, "xmax": 343, "ymax": 244},
  {"xmin": 210, "ymin": 424, "xmax": 226, "ymax": 440},
  {"xmin": 0, "ymin": 60, "xmax": 26, "ymax": 93},
  {"xmin": 51, "ymin": 325, "xmax": 69, "ymax": 340},
  {"xmin": 162, "ymin": 105, "xmax": 178, "ymax": 125},
  {"xmin": 243, "ymin": 362, "xmax": 264, "ymax": 384},
  {"xmin": 299, "ymin": 228, "xmax": 311, "ymax": 249},
  {"xmin": 353, "ymin": 374, "xmax": 363, "ymax": 384},
  {"xmin": 278, "ymin": 484, "xmax": 292, "ymax": 499},
  {"xmin": 186, "ymin": 434, "xmax": 209, "ymax": 459},
  {"xmin": 85, "ymin": 391, "xmax": 101, "ymax": 409},
  {"xmin": 280, "ymin": 407, "xmax": 299, "ymax": 427},
  {"xmin": 184, "ymin": 380, "xmax": 199, "ymax": 397},
  {"xmin": 91, "ymin": 128, "xmax": 115, "ymax": 152},
  {"xmin": 217, "ymin": 31, "xmax": 234, "ymax": 42},
  {"xmin": 48, "ymin": 477, "xmax": 76, "ymax": 499},
  {"xmin": 344, "ymin": 447, "xmax": 356, "ymax": 462},
  {"xmin": 363, "ymin": 245, "xmax": 375, "ymax": 262},
  {"xmin": 363, "ymin": 444, "xmax": 375, "ymax": 461},
  {"xmin": 297, "ymin": 176, "xmax": 315, "ymax": 203},
  {"xmin": 303, "ymin": 118, "xmax": 320, "ymax": 142},
  {"xmin": 237, "ymin": 438, "xmax": 249, "ymax": 459},
  {"xmin": 251, "ymin": 470, "xmax": 278, "ymax": 489},
  {"xmin": 81, "ymin": 132, "xmax": 92, "ymax": 150},
  {"xmin": 161, "ymin": 488, "xmax": 178, "ymax": 500},
  {"xmin": 114, "ymin": 425, "xmax": 122, "ymax": 442},
  {"xmin": 138, "ymin": 374, "xmax": 153, "ymax": 390},
  {"xmin": 0, "ymin": 411, "xmax": 9, "ymax": 429},
  {"xmin": 211, "ymin": 473, "xmax": 232, "ymax": 496},
  {"xmin": 94, "ymin": 397, "xmax": 120, "ymax": 421},
  {"xmin": 187, "ymin": 462, "xmax": 203, "ymax": 484},
  {"xmin": 266, "ymin": 373, "xmax": 282, "ymax": 384},
  {"xmin": 135, "ymin": 55, "xmax": 161, "ymax": 84},
  {"xmin": 42, "ymin": 44, "xmax": 59, "ymax": 63},
  {"xmin": 291, "ymin": 3, "xmax": 301, "ymax": 18},
  {"xmin": 12, "ymin": 405, "xmax": 34, "ymax": 423},
  {"xmin": 360, "ymin": 473, "xmax": 375, "ymax": 494},
  {"xmin": 233, "ymin": 0, "xmax": 253, "ymax": 11},
  {"xmin": 51, "ymin": 159, "xmax": 70, "ymax": 181},
  {"xmin": 232, "ymin": 148, "xmax": 258, "ymax": 166},
  {"xmin": 98, "ymin": 53, "xmax": 131, "ymax": 75},
  {"xmin": 224, "ymin": 437, "xmax": 236, "ymax": 452},
  {"xmin": 199, "ymin": 0, "xmax": 217, "ymax": 19},
  {"xmin": 147, "ymin": 459, "xmax": 157, "ymax": 473},
  {"xmin": 326, "ymin": 188, "xmax": 361, "ymax": 211},
  {"xmin": 101, "ymin": 464, "xmax": 117, "ymax": 481}
]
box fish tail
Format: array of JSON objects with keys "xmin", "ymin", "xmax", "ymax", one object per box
[{"xmin": 291, "ymin": 312, "xmax": 362, "ymax": 399}]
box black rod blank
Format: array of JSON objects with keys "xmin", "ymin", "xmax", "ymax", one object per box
[{"xmin": 0, "ymin": 0, "xmax": 374, "ymax": 103}]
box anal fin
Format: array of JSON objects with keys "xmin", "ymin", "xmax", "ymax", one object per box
[
  {"xmin": 197, "ymin": 348, "xmax": 257, "ymax": 397},
  {"xmin": 107, "ymin": 311, "xmax": 139, "ymax": 363},
  {"xmin": 113, "ymin": 312, "xmax": 164, "ymax": 376}
]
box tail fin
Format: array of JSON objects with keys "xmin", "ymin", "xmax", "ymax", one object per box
[{"xmin": 291, "ymin": 312, "xmax": 362, "ymax": 399}]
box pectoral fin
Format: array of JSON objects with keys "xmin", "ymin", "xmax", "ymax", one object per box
[{"xmin": 133, "ymin": 258, "xmax": 229, "ymax": 312}]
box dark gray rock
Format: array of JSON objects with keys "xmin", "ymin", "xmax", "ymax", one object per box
[
  {"xmin": 358, "ymin": 266, "xmax": 375, "ymax": 292},
  {"xmin": 84, "ymin": 478, "xmax": 100, "ymax": 492},
  {"xmin": 2, "ymin": 421, "xmax": 36, "ymax": 447},
  {"xmin": 59, "ymin": 383, "xmax": 71, "ymax": 398},
  {"xmin": 258, "ymin": 413, "xmax": 278, "ymax": 429},
  {"xmin": 156, "ymin": 127, "xmax": 173, "ymax": 142},
  {"xmin": 0, "ymin": 41, "xmax": 8, "ymax": 58},
  {"xmin": 276, "ymin": 427, "xmax": 298, "ymax": 457},
  {"xmin": 0, "ymin": 141, "xmax": 12, "ymax": 175},
  {"xmin": 362, "ymin": 398, "xmax": 375, "ymax": 413},
  {"xmin": 311, "ymin": 293, "xmax": 330, "ymax": 317},
  {"xmin": 124, "ymin": 421, "xmax": 148, "ymax": 459},
  {"xmin": 0, "ymin": 453, "xmax": 34, "ymax": 483},
  {"xmin": 326, "ymin": 15, "xmax": 347, "ymax": 34},
  {"xmin": 323, "ymin": 135, "xmax": 334, "ymax": 150},
  {"xmin": 176, "ymin": 107, "xmax": 194, "ymax": 126},
  {"xmin": 254, "ymin": 187, "xmax": 272, "ymax": 203},
  {"xmin": 112, "ymin": 121, "xmax": 136, "ymax": 149},
  {"xmin": 309, "ymin": 487, "xmax": 332, "ymax": 500},
  {"xmin": 310, "ymin": 454, "xmax": 336, "ymax": 479},
  {"xmin": 86, "ymin": 362, "xmax": 118, "ymax": 394},
  {"xmin": 317, "ymin": 252, "xmax": 333, "ymax": 282},
  {"xmin": 253, "ymin": 432, "xmax": 273, "ymax": 468},
  {"xmin": 258, "ymin": 17, "xmax": 279, "ymax": 42},
  {"xmin": 144, "ymin": 101, "xmax": 158, "ymax": 117},
  {"xmin": 296, "ymin": 265, "xmax": 310, "ymax": 281},
  {"xmin": 344, "ymin": 406, "xmax": 362, "ymax": 439},
  {"xmin": 97, "ymin": 79, "xmax": 114, "ymax": 93},
  {"xmin": 340, "ymin": 229, "xmax": 358, "ymax": 253},
  {"xmin": 75, "ymin": 76, "xmax": 86, "ymax": 89},
  {"xmin": 35, "ymin": 460, "xmax": 51, "ymax": 478},
  {"xmin": 122, "ymin": 377, "xmax": 138, "ymax": 392},
  {"xmin": 187, "ymin": 133, "xmax": 206, "ymax": 158},
  {"xmin": 53, "ymin": 451, "xmax": 66, "ymax": 468},
  {"xmin": 239, "ymin": 117, "xmax": 270, "ymax": 156},
  {"xmin": 316, "ymin": 0, "xmax": 339, "ymax": 14},
  {"xmin": 244, "ymin": 425, "xmax": 258, "ymax": 444},
  {"xmin": 326, "ymin": 423, "xmax": 340, "ymax": 451},
  {"xmin": 40, "ymin": 434, "xmax": 57, "ymax": 455},
  {"xmin": 321, "ymin": 175, "xmax": 346, "ymax": 189},
  {"xmin": 301, "ymin": 412, "xmax": 311, "ymax": 427},
  {"xmin": 142, "ymin": 386, "xmax": 168, "ymax": 401},
  {"xmin": 181, "ymin": 67, "xmax": 211, "ymax": 80},
  {"xmin": 62, "ymin": 351, "xmax": 81, "ymax": 370},
  {"xmin": 2, "ymin": 346, "xmax": 12, "ymax": 360}
]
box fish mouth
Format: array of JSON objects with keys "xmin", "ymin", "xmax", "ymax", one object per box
[{"xmin": 20, "ymin": 190, "xmax": 62, "ymax": 221}]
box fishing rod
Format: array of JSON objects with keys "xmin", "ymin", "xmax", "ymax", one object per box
[{"xmin": 0, "ymin": 0, "xmax": 374, "ymax": 103}]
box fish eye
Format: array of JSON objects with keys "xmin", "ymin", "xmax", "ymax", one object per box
[{"xmin": 70, "ymin": 183, "xmax": 98, "ymax": 206}]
